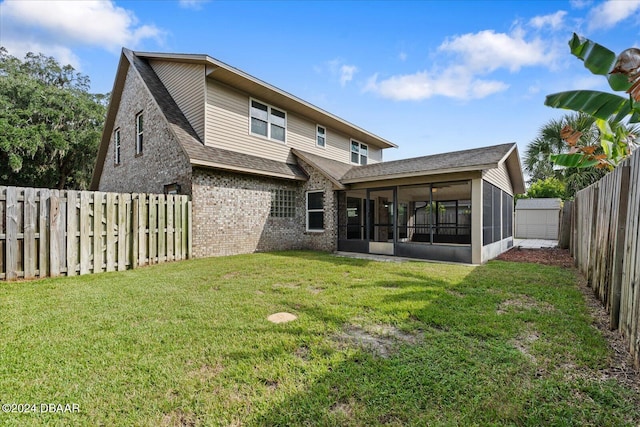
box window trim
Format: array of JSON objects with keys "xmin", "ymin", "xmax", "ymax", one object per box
[
  {"xmin": 316, "ymin": 125, "xmax": 326, "ymax": 148},
  {"xmin": 350, "ymin": 139, "xmax": 368, "ymax": 165},
  {"xmin": 135, "ymin": 112, "xmax": 143, "ymax": 155},
  {"xmin": 114, "ymin": 128, "xmax": 121, "ymax": 166},
  {"xmin": 249, "ymin": 98, "xmax": 287, "ymax": 143},
  {"xmin": 306, "ymin": 190, "xmax": 325, "ymax": 232}
]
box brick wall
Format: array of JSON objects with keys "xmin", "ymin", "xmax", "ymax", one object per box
[
  {"xmin": 97, "ymin": 66, "xmax": 192, "ymax": 195},
  {"xmin": 191, "ymin": 161, "xmax": 337, "ymax": 258}
]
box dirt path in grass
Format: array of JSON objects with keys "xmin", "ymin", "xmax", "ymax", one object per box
[{"xmin": 496, "ymin": 247, "xmax": 640, "ymax": 393}]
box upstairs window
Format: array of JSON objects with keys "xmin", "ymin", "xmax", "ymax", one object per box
[
  {"xmin": 114, "ymin": 128, "xmax": 121, "ymax": 165},
  {"xmin": 316, "ymin": 125, "xmax": 326, "ymax": 148},
  {"xmin": 250, "ymin": 99, "xmax": 286, "ymax": 142},
  {"xmin": 136, "ymin": 112, "xmax": 144, "ymax": 155},
  {"xmin": 351, "ymin": 140, "xmax": 368, "ymax": 165}
]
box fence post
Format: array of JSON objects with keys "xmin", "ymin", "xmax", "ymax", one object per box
[
  {"xmin": 587, "ymin": 187, "xmax": 599, "ymax": 286},
  {"xmin": 49, "ymin": 191, "xmax": 61, "ymax": 277},
  {"xmin": 23, "ymin": 188, "xmax": 36, "ymax": 279},
  {"xmin": 39, "ymin": 189, "xmax": 50, "ymax": 278},
  {"xmin": 5, "ymin": 187, "xmax": 19, "ymax": 281},
  {"xmin": 610, "ymin": 165, "xmax": 631, "ymax": 330},
  {"xmin": 66, "ymin": 190, "xmax": 78, "ymax": 276}
]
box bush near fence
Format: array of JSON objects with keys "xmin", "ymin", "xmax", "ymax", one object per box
[
  {"xmin": 571, "ymin": 149, "xmax": 640, "ymax": 369},
  {"xmin": 0, "ymin": 186, "xmax": 192, "ymax": 281}
]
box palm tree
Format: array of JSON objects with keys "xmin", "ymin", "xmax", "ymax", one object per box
[
  {"xmin": 524, "ymin": 112, "xmax": 597, "ymax": 183},
  {"xmin": 525, "ymin": 113, "xmax": 607, "ymax": 197}
]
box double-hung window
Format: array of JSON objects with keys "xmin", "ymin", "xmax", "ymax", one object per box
[
  {"xmin": 250, "ymin": 99, "xmax": 286, "ymax": 142},
  {"xmin": 306, "ymin": 191, "xmax": 324, "ymax": 231},
  {"xmin": 136, "ymin": 112, "xmax": 144, "ymax": 155},
  {"xmin": 316, "ymin": 125, "xmax": 326, "ymax": 148},
  {"xmin": 114, "ymin": 128, "xmax": 121, "ymax": 165},
  {"xmin": 351, "ymin": 140, "xmax": 368, "ymax": 165}
]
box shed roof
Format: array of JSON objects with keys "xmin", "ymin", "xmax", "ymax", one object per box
[{"xmin": 515, "ymin": 198, "xmax": 563, "ymax": 210}]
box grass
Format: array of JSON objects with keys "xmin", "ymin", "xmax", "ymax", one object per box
[{"xmin": 0, "ymin": 251, "xmax": 638, "ymax": 426}]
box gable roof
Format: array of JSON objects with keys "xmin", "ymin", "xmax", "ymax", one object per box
[
  {"xmin": 339, "ymin": 143, "xmax": 525, "ymax": 193},
  {"xmin": 91, "ymin": 49, "xmax": 307, "ymax": 189},
  {"xmin": 132, "ymin": 51, "xmax": 397, "ymax": 151}
]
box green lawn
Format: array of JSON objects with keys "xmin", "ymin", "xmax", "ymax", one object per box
[{"xmin": 1, "ymin": 251, "xmax": 638, "ymax": 426}]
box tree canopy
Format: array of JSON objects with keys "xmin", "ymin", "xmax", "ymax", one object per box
[{"xmin": 0, "ymin": 48, "xmax": 108, "ymax": 189}]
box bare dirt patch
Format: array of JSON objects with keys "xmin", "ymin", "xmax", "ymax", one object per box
[
  {"xmin": 497, "ymin": 295, "xmax": 556, "ymax": 315},
  {"xmin": 511, "ymin": 330, "xmax": 540, "ymax": 363},
  {"xmin": 496, "ymin": 247, "xmax": 640, "ymax": 393},
  {"xmin": 334, "ymin": 324, "xmax": 421, "ymax": 358}
]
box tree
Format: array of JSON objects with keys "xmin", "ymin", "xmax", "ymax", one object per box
[
  {"xmin": 524, "ymin": 113, "xmax": 608, "ymax": 197},
  {"xmin": 524, "ymin": 177, "xmax": 566, "ymax": 199},
  {"xmin": 0, "ymin": 48, "xmax": 108, "ymax": 189},
  {"xmin": 545, "ymin": 34, "xmax": 640, "ymax": 170}
]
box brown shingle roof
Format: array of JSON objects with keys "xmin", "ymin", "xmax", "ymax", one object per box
[
  {"xmin": 341, "ymin": 143, "xmax": 518, "ymax": 183},
  {"xmin": 291, "ymin": 149, "xmax": 353, "ymax": 188},
  {"xmin": 129, "ymin": 51, "xmax": 307, "ymax": 181}
]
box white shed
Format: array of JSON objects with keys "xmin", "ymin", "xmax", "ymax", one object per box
[{"xmin": 515, "ymin": 198, "xmax": 562, "ymax": 240}]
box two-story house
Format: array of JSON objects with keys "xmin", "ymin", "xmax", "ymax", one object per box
[{"xmin": 91, "ymin": 48, "xmax": 525, "ymax": 263}]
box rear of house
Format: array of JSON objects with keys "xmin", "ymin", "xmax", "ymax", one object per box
[{"xmin": 92, "ymin": 48, "xmax": 525, "ymax": 264}]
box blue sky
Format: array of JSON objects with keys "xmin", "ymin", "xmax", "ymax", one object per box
[{"xmin": 2, "ymin": 0, "xmax": 640, "ymax": 163}]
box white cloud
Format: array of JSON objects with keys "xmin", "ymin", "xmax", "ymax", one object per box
[
  {"xmin": 178, "ymin": 0, "xmax": 210, "ymax": 10},
  {"xmin": 339, "ymin": 65, "xmax": 357, "ymax": 86},
  {"xmin": 439, "ymin": 29, "xmax": 554, "ymax": 73},
  {"xmin": 1, "ymin": 0, "xmax": 163, "ymax": 65},
  {"xmin": 529, "ymin": 11, "xmax": 567, "ymax": 30},
  {"xmin": 587, "ymin": 0, "xmax": 640, "ymax": 30},
  {"xmin": 326, "ymin": 59, "xmax": 358, "ymax": 87},
  {"xmin": 365, "ymin": 27, "xmax": 556, "ymax": 102},
  {"xmin": 570, "ymin": 0, "xmax": 592, "ymax": 10},
  {"xmin": 398, "ymin": 51, "xmax": 408, "ymax": 61},
  {"xmin": 364, "ymin": 67, "xmax": 509, "ymax": 101}
]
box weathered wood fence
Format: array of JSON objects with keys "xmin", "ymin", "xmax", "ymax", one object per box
[
  {"xmin": 571, "ymin": 149, "xmax": 640, "ymax": 368},
  {"xmin": 0, "ymin": 186, "xmax": 192, "ymax": 281}
]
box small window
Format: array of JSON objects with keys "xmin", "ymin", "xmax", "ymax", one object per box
[
  {"xmin": 164, "ymin": 183, "xmax": 181, "ymax": 195},
  {"xmin": 306, "ymin": 191, "xmax": 324, "ymax": 231},
  {"xmin": 351, "ymin": 140, "xmax": 368, "ymax": 165},
  {"xmin": 316, "ymin": 125, "xmax": 326, "ymax": 148},
  {"xmin": 270, "ymin": 189, "xmax": 296, "ymax": 217},
  {"xmin": 250, "ymin": 99, "xmax": 286, "ymax": 142},
  {"xmin": 136, "ymin": 112, "xmax": 144, "ymax": 155},
  {"xmin": 114, "ymin": 128, "xmax": 121, "ymax": 165}
]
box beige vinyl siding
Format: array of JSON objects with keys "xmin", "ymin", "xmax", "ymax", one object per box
[
  {"xmin": 483, "ymin": 161, "xmax": 513, "ymax": 195},
  {"xmin": 206, "ymin": 78, "xmax": 382, "ymax": 165},
  {"xmin": 150, "ymin": 60, "xmax": 205, "ymax": 142},
  {"xmin": 206, "ymin": 79, "xmax": 290, "ymax": 163}
]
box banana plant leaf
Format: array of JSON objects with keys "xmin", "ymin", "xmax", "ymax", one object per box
[
  {"xmin": 544, "ymin": 90, "xmax": 630, "ymax": 121},
  {"xmin": 569, "ymin": 33, "xmax": 631, "ymax": 92},
  {"xmin": 550, "ymin": 153, "xmax": 600, "ymax": 168}
]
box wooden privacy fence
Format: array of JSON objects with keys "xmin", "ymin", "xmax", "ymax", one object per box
[
  {"xmin": 571, "ymin": 149, "xmax": 640, "ymax": 369},
  {"xmin": 0, "ymin": 186, "xmax": 192, "ymax": 281}
]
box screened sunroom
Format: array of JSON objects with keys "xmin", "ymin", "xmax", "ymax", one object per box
[{"xmin": 295, "ymin": 142, "xmax": 524, "ymax": 264}]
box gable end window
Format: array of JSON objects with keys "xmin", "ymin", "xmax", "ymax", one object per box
[
  {"xmin": 114, "ymin": 128, "xmax": 121, "ymax": 165},
  {"xmin": 306, "ymin": 191, "xmax": 324, "ymax": 232},
  {"xmin": 135, "ymin": 112, "xmax": 144, "ymax": 155},
  {"xmin": 316, "ymin": 125, "xmax": 326, "ymax": 148},
  {"xmin": 250, "ymin": 99, "xmax": 286, "ymax": 142},
  {"xmin": 351, "ymin": 140, "xmax": 368, "ymax": 165}
]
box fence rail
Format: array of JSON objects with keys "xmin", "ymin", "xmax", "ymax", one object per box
[
  {"xmin": 1, "ymin": 186, "xmax": 192, "ymax": 281},
  {"xmin": 571, "ymin": 150, "xmax": 640, "ymax": 369}
]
